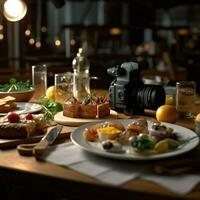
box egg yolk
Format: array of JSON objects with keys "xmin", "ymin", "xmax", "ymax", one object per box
[{"xmin": 97, "ymin": 126, "xmax": 121, "ymax": 135}]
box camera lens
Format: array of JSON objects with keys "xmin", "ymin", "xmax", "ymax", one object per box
[{"xmin": 137, "ymin": 85, "xmax": 166, "ymax": 110}]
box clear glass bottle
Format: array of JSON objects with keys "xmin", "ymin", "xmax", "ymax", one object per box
[{"xmin": 72, "ymin": 48, "xmax": 90, "ymax": 101}]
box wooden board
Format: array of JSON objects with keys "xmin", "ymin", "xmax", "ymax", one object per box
[
  {"xmin": 0, "ymin": 126, "xmax": 77, "ymax": 150},
  {"xmin": 54, "ymin": 110, "xmax": 118, "ymax": 126}
]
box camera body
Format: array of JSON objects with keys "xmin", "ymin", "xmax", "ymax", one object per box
[{"xmin": 108, "ymin": 62, "xmax": 166, "ymax": 115}]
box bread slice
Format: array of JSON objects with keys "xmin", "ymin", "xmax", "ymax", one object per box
[{"xmin": 0, "ymin": 96, "xmax": 16, "ymax": 113}]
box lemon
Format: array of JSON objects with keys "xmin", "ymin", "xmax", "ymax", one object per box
[
  {"xmin": 195, "ymin": 113, "xmax": 200, "ymax": 122},
  {"xmin": 46, "ymin": 85, "xmax": 55, "ymax": 100},
  {"xmin": 165, "ymin": 96, "xmax": 174, "ymax": 105},
  {"xmin": 155, "ymin": 140, "xmax": 169, "ymax": 153},
  {"xmin": 156, "ymin": 105, "xmax": 179, "ymax": 123}
]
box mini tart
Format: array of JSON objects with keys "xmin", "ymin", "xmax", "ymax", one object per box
[
  {"xmin": 149, "ymin": 123, "xmax": 172, "ymax": 141},
  {"xmin": 63, "ymin": 95, "xmax": 110, "ymax": 119},
  {"xmin": 63, "ymin": 97, "xmax": 79, "ymax": 118},
  {"xmin": 126, "ymin": 118, "xmax": 148, "ymax": 138},
  {"xmin": 97, "ymin": 126, "xmax": 122, "ymax": 141}
]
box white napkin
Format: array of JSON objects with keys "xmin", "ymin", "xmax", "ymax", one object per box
[{"xmin": 41, "ymin": 143, "xmax": 200, "ymax": 195}]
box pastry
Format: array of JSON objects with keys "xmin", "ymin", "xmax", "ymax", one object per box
[
  {"xmin": 126, "ymin": 118, "xmax": 148, "ymax": 137},
  {"xmin": 97, "ymin": 126, "xmax": 122, "ymax": 141},
  {"xmin": 63, "ymin": 97, "xmax": 79, "ymax": 118},
  {"xmin": 0, "ymin": 113, "xmax": 46, "ymax": 139},
  {"xmin": 84, "ymin": 120, "xmax": 125, "ymax": 142},
  {"xmin": 149, "ymin": 122, "xmax": 173, "ymax": 141},
  {"xmin": 0, "ymin": 96, "xmax": 16, "ymax": 113},
  {"xmin": 63, "ymin": 95, "xmax": 110, "ymax": 119},
  {"xmin": 79, "ymin": 104, "xmax": 97, "ymax": 118}
]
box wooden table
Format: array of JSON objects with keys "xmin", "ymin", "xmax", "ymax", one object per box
[{"xmin": 1, "ymin": 98, "xmax": 200, "ymax": 199}]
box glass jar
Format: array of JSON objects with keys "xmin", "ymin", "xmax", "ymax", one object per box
[{"xmin": 72, "ymin": 48, "xmax": 90, "ymax": 101}]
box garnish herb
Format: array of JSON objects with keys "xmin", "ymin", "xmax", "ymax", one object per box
[
  {"xmin": 131, "ymin": 135, "xmax": 155, "ymax": 151},
  {"xmin": 39, "ymin": 97, "xmax": 63, "ymax": 121},
  {"xmin": 131, "ymin": 133, "xmax": 200, "ymax": 152},
  {"xmin": 0, "ymin": 78, "xmax": 32, "ymax": 92}
]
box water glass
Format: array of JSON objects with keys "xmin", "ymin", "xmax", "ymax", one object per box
[
  {"xmin": 54, "ymin": 72, "xmax": 73, "ymax": 104},
  {"xmin": 176, "ymin": 81, "xmax": 196, "ymax": 119},
  {"xmin": 32, "ymin": 64, "xmax": 47, "ymax": 100}
]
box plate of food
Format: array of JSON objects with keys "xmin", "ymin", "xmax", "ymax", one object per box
[
  {"xmin": 54, "ymin": 95, "xmax": 117, "ymax": 126},
  {"xmin": 71, "ymin": 119, "xmax": 199, "ymax": 160},
  {"xmin": 0, "ymin": 101, "xmax": 42, "ymax": 116}
]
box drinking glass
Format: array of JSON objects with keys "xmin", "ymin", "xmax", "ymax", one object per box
[
  {"xmin": 54, "ymin": 72, "xmax": 73, "ymax": 104},
  {"xmin": 32, "ymin": 64, "xmax": 47, "ymax": 100},
  {"xmin": 176, "ymin": 81, "xmax": 196, "ymax": 119}
]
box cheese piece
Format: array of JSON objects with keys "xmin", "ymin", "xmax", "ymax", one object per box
[{"xmin": 97, "ymin": 126, "xmax": 122, "ymax": 141}]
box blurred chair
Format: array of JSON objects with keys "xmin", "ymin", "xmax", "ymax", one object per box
[{"xmin": 141, "ymin": 51, "xmax": 188, "ymax": 83}]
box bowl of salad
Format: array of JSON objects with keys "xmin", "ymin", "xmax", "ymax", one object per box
[{"xmin": 0, "ymin": 78, "xmax": 35, "ymax": 102}]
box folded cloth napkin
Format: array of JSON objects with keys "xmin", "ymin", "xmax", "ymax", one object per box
[{"xmin": 41, "ymin": 143, "xmax": 200, "ymax": 195}]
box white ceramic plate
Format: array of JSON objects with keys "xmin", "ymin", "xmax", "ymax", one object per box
[
  {"xmin": 71, "ymin": 119, "xmax": 199, "ymax": 160},
  {"xmin": 54, "ymin": 110, "xmax": 118, "ymax": 126},
  {"xmin": 0, "ymin": 102, "xmax": 42, "ymax": 116}
]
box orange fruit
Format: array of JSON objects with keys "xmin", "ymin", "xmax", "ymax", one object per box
[{"xmin": 156, "ymin": 105, "xmax": 179, "ymax": 123}]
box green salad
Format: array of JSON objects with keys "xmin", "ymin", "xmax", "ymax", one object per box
[{"xmin": 0, "ymin": 78, "xmax": 33, "ymax": 92}]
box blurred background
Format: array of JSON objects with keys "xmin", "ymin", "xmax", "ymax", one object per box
[{"xmin": 0, "ymin": 0, "xmax": 200, "ymax": 92}]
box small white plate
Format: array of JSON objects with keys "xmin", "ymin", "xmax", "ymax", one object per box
[
  {"xmin": 0, "ymin": 102, "xmax": 42, "ymax": 116},
  {"xmin": 54, "ymin": 110, "xmax": 118, "ymax": 126},
  {"xmin": 71, "ymin": 119, "xmax": 199, "ymax": 161}
]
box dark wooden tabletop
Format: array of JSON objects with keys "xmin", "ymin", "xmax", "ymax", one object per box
[{"xmin": 0, "ymin": 92, "xmax": 200, "ymax": 200}]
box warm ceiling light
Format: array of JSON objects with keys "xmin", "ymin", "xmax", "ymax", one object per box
[
  {"xmin": 70, "ymin": 39, "xmax": 76, "ymax": 46},
  {"xmin": 25, "ymin": 29, "xmax": 31, "ymax": 36},
  {"xmin": 109, "ymin": 28, "xmax": 122, "ymax": 35},
  {"xmin": 35, "ymin": 41, "xmax": 41, "ymax": 48},
  {"xmin": 29, "ymin": 38, "xmax": 35, "ymax": 45},
  {"xmin": 3, "ymin": 0, "xmax": 27, "ymax": 22},
  {"xmin": 0, "ymin": 34, "xmax": 4, "ymax": 40},
  {"xmin": 41, "ymin": 26, "xmax": 47, "ymax": 33},
  {"xmin": 55, "ymin": 39, "xmax": 61, "ymax": 47},
  {"xmin": 177, "ymin": 29, "xmax": 189, "ymax": 35}
]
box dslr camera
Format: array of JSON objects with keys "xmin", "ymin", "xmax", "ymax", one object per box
[{"xmin": 107, "ymin": 62, "xmax": 166, "ymax": 115}]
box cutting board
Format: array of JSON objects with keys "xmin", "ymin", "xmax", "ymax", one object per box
[
  {"xmin": 54, "ymin": 110, "xmax": 118, "ymax": 126},
  {"xmin": 0, "ymin": 126, "xmax": 77, "ymax": 150}
]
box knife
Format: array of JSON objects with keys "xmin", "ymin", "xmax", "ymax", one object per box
[{"xmin": 33, "ymin": 125, "xmax": 63, "ymax": 156}]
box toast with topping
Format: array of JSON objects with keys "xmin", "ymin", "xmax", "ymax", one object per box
[
  {"xmin": 0, "ymin": 113, "xmax": 46, "ymax": 139},
  {"xmin": 0, "ymin": 96, "xmax": 16, "ymax": 113}
]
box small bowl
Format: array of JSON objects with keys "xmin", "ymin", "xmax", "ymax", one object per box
[{"xmin": 0, "ymin": 88, "xmax": 35, "ymax": 102}]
